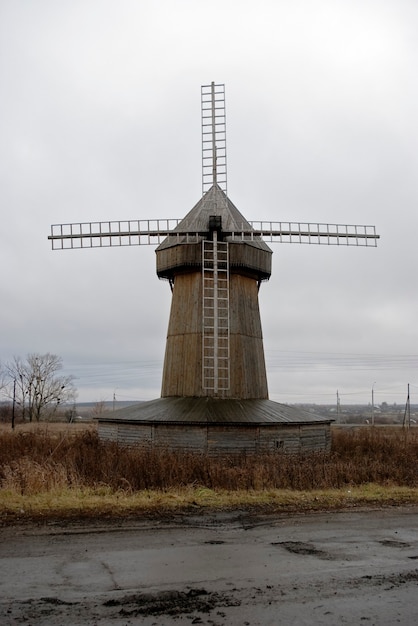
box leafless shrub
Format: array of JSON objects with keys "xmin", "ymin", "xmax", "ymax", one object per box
[{"xmin": 0, "ymin": 428, "xmax": 417, "ymax": 494}]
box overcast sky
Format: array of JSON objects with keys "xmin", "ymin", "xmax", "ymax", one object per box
[{"xmin": 1, "ymin": 0, "xmax": 418, "ymax": 407}]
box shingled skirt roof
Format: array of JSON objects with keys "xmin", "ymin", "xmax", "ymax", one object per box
[{"xmin": 99, "ymin": 397, "xmax": 331, "ymax": 425}]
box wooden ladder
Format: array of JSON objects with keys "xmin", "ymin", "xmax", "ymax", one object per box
[{"xmin": 202, "ymin": 234, "xmax": 230, "ymax": 394}]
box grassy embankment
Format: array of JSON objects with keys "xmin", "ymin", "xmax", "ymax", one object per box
[{"xmin": 0, "ymin": 424, "xmax": 417, "ymax": 523}]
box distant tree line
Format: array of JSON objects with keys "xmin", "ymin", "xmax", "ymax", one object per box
[{"xmin": 0, "ymin": 353, "xmax": 76, "ymax": 423}]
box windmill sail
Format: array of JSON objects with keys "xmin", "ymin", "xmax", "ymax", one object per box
[
  {"xmin": 48, "ymin": 218, "xmax": 378, "ymax": 249},
  {"xmin": 201, "ymin": 82, "xmax": 227, "ymax": 194}
]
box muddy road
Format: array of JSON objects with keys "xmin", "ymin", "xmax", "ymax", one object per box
[{"xmin": 1, "ymin": 507, "xmax": 418, "ymax": 625}]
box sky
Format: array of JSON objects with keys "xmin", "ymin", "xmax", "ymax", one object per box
[{"xmin": 1, "ymin": 0, "xmax": 418, "ymax": 408}]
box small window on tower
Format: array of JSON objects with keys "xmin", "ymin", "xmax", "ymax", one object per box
[{"xmin": 209, "ymin": 215, "xmax": 222, "ymax": 232}]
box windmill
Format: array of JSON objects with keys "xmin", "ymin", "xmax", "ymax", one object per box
[{"xmin": 49, "ymin": 83, "xmax": 379, "ymax": 453}]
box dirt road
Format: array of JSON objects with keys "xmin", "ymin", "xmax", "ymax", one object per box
[{"xmin": 1, "ymin": 507, "xmax": 417, "ymax": 625}]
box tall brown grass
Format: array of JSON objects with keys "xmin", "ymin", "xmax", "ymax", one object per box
[{"xmin": 0, "ymin": 428, "xmax": 417, "ymax": 496}]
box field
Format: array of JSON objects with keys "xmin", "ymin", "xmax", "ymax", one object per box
[{"xmin": 0, "ymin": 422, "xmax": 417, "ymax": 525}]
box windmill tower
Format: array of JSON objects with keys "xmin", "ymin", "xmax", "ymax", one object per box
[
  {"xmin": 49, "ymin": 82, "xmax": 379, "ymax": 454},
  {"xmin": 157, "ymin": 87, "xmax": 271, "ymax": 399}
]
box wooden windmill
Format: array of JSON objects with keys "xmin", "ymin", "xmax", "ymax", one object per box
[{"xmin": 49, "ymin": 83, "xmax": 379, "ymax": 453}]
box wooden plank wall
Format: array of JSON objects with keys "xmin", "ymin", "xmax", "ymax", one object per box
[
  {"xmin": 229, "ymin": 274, "xmax": 268, "ymax": 399},
  {"xmin": 229, "ymin": 242, "xmax": 272, "ymax": 278},
  {"xmin": 160, "ymin": 271, "xmax": 268, "ymax": 398},
  {"xmin": 157, "ymin": 241, "xmax": 272, "ymax": 281},
  {"xmin": 161, "ymin": 272, "xmax": 202, "ymax": 396},
  {"xmin": 155, "ymin": 424, "xmax": 207, "ymax": 451},
  {"xmin": 98, "ymin": 422, "xmax": 332, "ymax": 455}
]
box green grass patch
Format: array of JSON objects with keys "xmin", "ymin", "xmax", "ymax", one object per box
[{"xmin": 1, "ymin": 485, "xmax": 417, "ymax": 525}]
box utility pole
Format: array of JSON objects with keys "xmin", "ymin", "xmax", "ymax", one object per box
[
  {"xmin": 336, "ymin": 390, "xmax": 341, "ymax": 422},
  {"xmin": 403, "ymin": 383, "xmax": 410, "ymax": 429},
  {"xmin": 408, "ymin": 383, "xmax": 411, "ymax": 427},
  {"xmin": 371, "ymin": 382, "xmax": 376, "ymax": 426}
]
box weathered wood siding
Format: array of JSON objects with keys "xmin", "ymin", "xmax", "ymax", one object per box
[
  {"xmin": 156, "ymin": 240, "xmax": 271, "ymax": 281},
  {"xmin": 161, "ymin": 272, "xmax": 202, "ymax": 396},
  {"xmin": 258, "ymin": 424, "xmax": 331, "ymax": 453},
  {"xmin": 154, "ymin": 424, "xmax": 207, "ymax": 451},
  {"xmin": 228, "ymin": 242, "xmax": 271, "ymax": 280},
  {"xmin": 229, "ymin": 274, "xmax": 268, "ymax": 399},
  {"xmin": 98, "ymin": 422, "xmax": 332, "ymax": 455},
  {"xmin": 160, "ymin": 271, "xmax": 268, "ymax": 398},
  {"xmin": 98, "ymin": 422, "xmax": 118, "ymax": 442},
  {"xmin": 98, "ymin": 422, "xmax": 153, "ymax": 446},
  {"xmin": 207, "ymin": 425, "xmax": 257, "ymax": 454},
  {"xmin": 156, "ymin": 243, "xmax": 201, "ymax": 277}
]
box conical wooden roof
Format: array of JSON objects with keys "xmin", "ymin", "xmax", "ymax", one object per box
[{"xmin": 156, "ymin": 184, "xmax": 271, "ymax": 253}]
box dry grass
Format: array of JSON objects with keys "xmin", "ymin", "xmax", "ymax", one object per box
[{"xmin": 0, "ymin": 426, "xmax": 417, "ymax": 523}]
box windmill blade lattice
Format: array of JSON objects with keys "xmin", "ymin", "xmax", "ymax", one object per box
[
  {"xmin": 201, "ymin": 82, "xmax": 227, "ymax": 195},
  {"xmin": 49, "ymin": 219, "xmax": 378, "ymax": 249}
]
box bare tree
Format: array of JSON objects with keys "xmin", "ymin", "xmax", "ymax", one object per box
[
  {"xmin": 90, "ymin": 400, "xmax": 109, "ymax": 419},
  {"xmin": 0, "ymin": 362, "xmax": 10, "ymax": 422},
  {"xmin": 0, "ymin": 361, "xmax": 7, "ymax": 396},
  {"xmin": 4, "ymin": 353, "xmax": 76, "ymax": 422}
]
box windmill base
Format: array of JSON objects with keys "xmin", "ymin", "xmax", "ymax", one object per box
[{"xmin": 98, "ymin": 398, "xmax": 332, "ymax": 455}]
